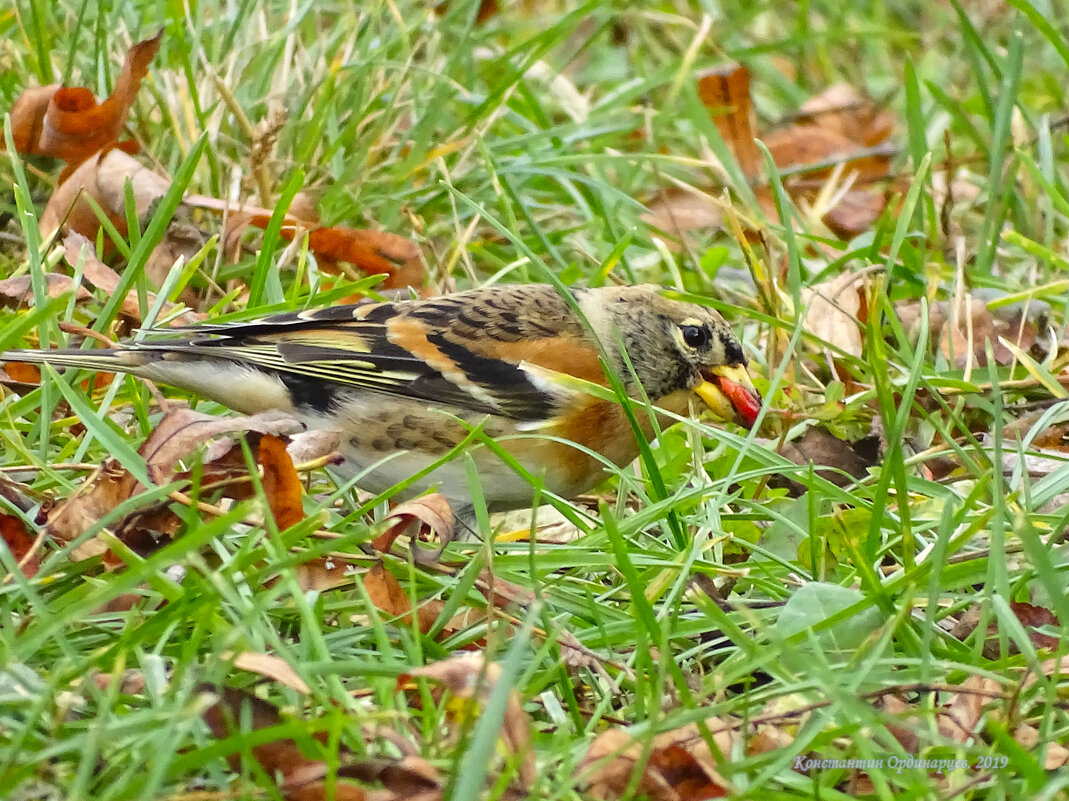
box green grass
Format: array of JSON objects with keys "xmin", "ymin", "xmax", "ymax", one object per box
[{"xmin": 2, "ymin": 1, "xmax": 1069, "ymax": 799}]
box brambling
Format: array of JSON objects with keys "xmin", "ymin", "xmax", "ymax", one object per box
[{"xmin": 2, "ymin": 284, "xmax": 760, "ymax": 511}]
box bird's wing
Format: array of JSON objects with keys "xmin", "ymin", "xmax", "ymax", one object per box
[{"xmin": 136, "ymin": 289, "xmax": 597, "ymax": 423}]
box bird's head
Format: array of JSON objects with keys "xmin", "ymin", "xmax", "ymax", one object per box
[{"xmin": 586, "ymin": 286, "xmax": 762, "ymax": 428}]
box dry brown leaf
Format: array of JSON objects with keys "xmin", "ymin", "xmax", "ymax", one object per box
[
  {"xmin": 435, "ymin": 0, "xmax": 499, "ymax": 23},
  {"xmin": 46, "ymin": 408, "xmax": 303, "ymax": 559},
  {"xmin": 41, "ymin": 151, "xmax": 205, "ymax": 293},
  {"xmin": 0, "ymin": 513, "xmax": 40, "ymax": 578},
  {"xmin": 364, "ymin": 563, "xmax": 412, "ymax": 620},
  {"xmin": 202, "ymin": 686, "xmax": 367, "ymax": 801},
  {"xmin": 763, "ymin": 126, "xmax": 891, "ymax": 187},
  {"xmin": 897, "ymin": 296, "xmax": 1037, "ymax": 369},
  {"xmin": 360, "ymin": 563, "xmax": 444, "ymax": 636},
  {"xmin": 61, "ymin": 232, "xmax": 204, "ymax": 325},
  {"xmin": 3, "ymin": 31, "xmax": 161, "ymax": 167},
  {"xmin": 951, "ymin": 601, "xmax": 1062, "ymax": 658},
  {"xmin": 303, "ymin": 226, "xmax": 425, "ymax": 290},
  {"xmin": 46, "ymin": 460, "xmax": 136, "ymax": 558},
  {"xmin": 821, "ymin": 188, "xmax": 888, "ymax": 240},
  {"xmin": 1013, "ymin": 724, "xmax": 1069, "ymax": 769},
  {"xmin": 802, "ymin": 271, "xmax": 869, "ymax": 359},
  {"xmin": 1, "ymin": 362, "xmax": 42, "ymax": 384},
  {"xmin": 641, "ymin": 191, "xmax": 723, "ymax": 241},
  {"xmin": 292, "ymin": 556, "xmax": 354, "ymax": 593},
  {"xmin": 940, "ymin": 298, "xmax": 1004, "ymax": 368},
  {"xmin": 371, "ymin": 494, "xmax": 456, "ymax": 563},
  {"xmin": 258, "ymin": 433, "xmax": 305, "ymax": 530},
  {"xmin": 775, "ymin": 427, "xmax": 880, "ymax": 489},
  {"xmin": 650, "ymin": 65, "xmax": 895, "ymax": 241},
  {"xmin": 409, "ymin": 654, "xmax": 535, "ymax": 786},
  {"xmin": 1023, "ymin": 655, "xmax": 1069, "ymax": 690},
  {"xmin": 41, "ymin": 148, "xmax": 170, "ymax": 239},
  {"xmin": 140, "ymin": 407, "xmax": 302, "ymax": 486},
  {"xmin": 91, "ymin": 669, "xmax": 147, "ymax": 695},
  {"xmin": 1008, "ymin": 601, "xmax": 1061, "ymax": 651},
  {"xmin": 0, "ymin": 273, "xmax": 91, "ymax": 309},
  {"xmin": 582, "ymin": 722, "xmax": 734, "ymax": 800},
  {"xmin": 936, "ymin": 676, "xmax": 1002, "ymax": 742},
  {"xmin": 228, "ymin": 651, "xmax": 312, "ymax": 694},
  {"xmin": 874, "ymin": 695, "xmax": 922, "ymax": 754},
  {"xmin": 696, "ymin": 64, "xmax": 760, "ymax": 178},
  {"xmin": 795, "ymin": 83, "xmax": 896, "ymax": 146}
]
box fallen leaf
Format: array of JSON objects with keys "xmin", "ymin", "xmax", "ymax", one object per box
[
  {"xmin": 1013, "ymin": 724, "xmax": 1069, "ymax": 769},
  {"xmin": 371, "ymin": 494, "xmax": 456, "ymax": 563},
  {"xmin": 202, "ymin": 686, "xmax": 367, "ymax": 801},
  {"xmin": 364, "ymin": 562, "xmax": 412, "ymax": 620},
  {"xmin": 3, "ymin": 31, "xmax": 161, "ymax": 168},
  {"xmin": 46, "ymin": 460, "xmax": 136, "ymax": 558},
  {"xmin": 821, "ymin": 188, "xmax": 888, "ymax": 240},
  {"xmin": 793, "ymin": 83, "xmax": 896, "ymax": 147},
  {"xmin": 936, "ymin": 675, "xmax": 1001, "ymax": 742},
  {"xmin": 801, "ymin": 270, "xmax": 869, "ymax": 359},
  {"xmin": 409, "ymin": 654, "xmax": 535, "ymax": 786},
  {"xmin": 0, "ymin": 273, "xmax": 91, "ymax": 309},
  {"xmin": 896, "ymin": 295, "xmax": 1037, "ymax": 369},
  {"xmin": 763, "ymin": 125, "xmax": 891, "ymax": 187},
  {"xmin": 258, "ymin": 433, "xmax": 305, "ymax": 530},
  {"xmin": 90, "ymin": 669, "xmax": 147, "ymax": 695},
  {"xmin": 61, "ymin": 232, "xmax": 204, "ymax": 325},
  {"xmin": 40, "ymin": 149, "xmax": 183, "ymax": 259},
  {"xmin": 1008, "ymin": 601, "xmax": 1061, "ymax": 651},
  {"xmin": 292, "ymin": 555, "xmax": 353, "ymax": 593},
  {"xmin": 0, "ymin": 513, "xmax": 40, "ymax": 578},
  {"xmin": 228, "ymin": 651, "xmax": 312, "ymax": 694},
  {"xmin": 876, "ymin": 695, "xmax": 922, "ymax": 753},
  {"xmin": 648, "ymin": 65, "xmax": 896, "ymax": 241},
  {"xmin": 582, "ymin": 722, "xmax": 733, "ymax": 800},
  {"xmin": 139, "ymin": 407, "xmax": 302, "ymax": 486},
  {"xmin": 773, "ymin": 426, "xmax": 880, "ymax": 493},
  {"xmin": 696, "ymin": 64, "xmax": 761, "ymax": 179},
  {"xmin": 642, "ymin": 190, "xmax": 723, "ymax": 240},
  {"xmin": 951, "ymin": 601, "xmax": 1062, "ymax": 657},
  {"xmin": 1, "ymin": 362, "xmax": 42, "ymax": 384},
  {"xmin": 45, "ymin": 408, "xmax": 303, "ymax": 560}
]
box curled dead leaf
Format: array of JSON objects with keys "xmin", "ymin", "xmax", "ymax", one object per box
[
  {"xmin": 371, "ymin": 494, "xmax": 456, "ymax": 563},
  {"xmin": 801, "ymin": 271, "xmax": 869, "ymax": 360},
  {"xmin": 227, "ymin": 651, "xmax": 311, "ymax": 694},
  {"xmin": 651, "ymin": 64, "xmax": 896, "ymax": 242},
  {"xmin": 45, "ymin": 408, "xmax": 303, "ymax": 560},
  {"xmin": 696, "ymin": 63, "xmax": 761, "ymax": 179},
  {"xmin": 62, "ymin": 232, "xmax": 204, "ymax": 325},
  {"xmin": 0, "ymin": 513, "xmax": 41, "ymax": 578},
  {"xmin": 257, "ymin": 433, "xmax": 305, "ymax": 530},
  {"xmin": 582, "ymin": 722, "xmax": 733, "ymax": 800},
  {"xmin": 409, "ymin": 653, "xmax": 534, "ymax": 786},
  {"xmin": 364, "ymin": 562, "xmax": 412, "ymax": 620},
  {"xmin": 0, "ymin": 273, "xmax": 91, "ymax": 309},
  {"xmin": 3, "ymin": 31, "xmax": 161, "ymax": 168},
  {"xmin": 41, "ymin": 149, "xmax": 193, "ymax": 268}
]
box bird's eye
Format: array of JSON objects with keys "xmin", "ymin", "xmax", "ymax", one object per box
[{"xmin": 681, "ymin": 325, "xmax": 710, "ymax": 349}]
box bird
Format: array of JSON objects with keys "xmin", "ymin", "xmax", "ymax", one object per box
[{"xmin": 1, "ymin": 284, "xmax": 761, "ymax": 512}]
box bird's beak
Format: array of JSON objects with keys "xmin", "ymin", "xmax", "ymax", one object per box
[{"xmin": 695, "ymin": 365, "xmax": 762, "ymax": 428}]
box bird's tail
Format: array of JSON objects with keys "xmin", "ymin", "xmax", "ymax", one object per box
[
  {"xmin": 2, "ymin": 346, "xmax": 293, "ymax": 415},
  {"xmin": 0, "ymin": 347, "xmax": 154, "ymax": 376}
]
